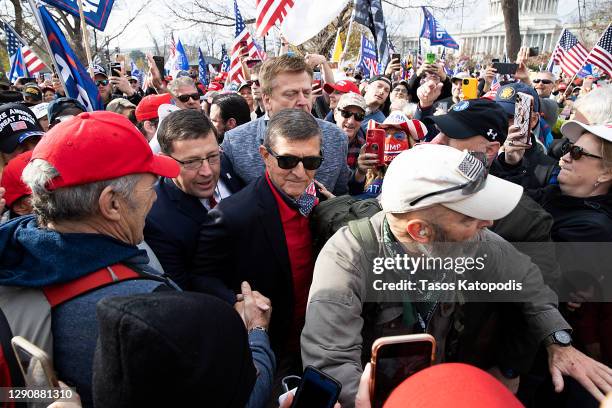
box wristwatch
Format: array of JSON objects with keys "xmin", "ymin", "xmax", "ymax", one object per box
[
  {"xmin": 248, "ymin": 326, "xmax": 268, "ymax": 334},
  {"xmin": 544, "ymin": 330, "xmax": 572, "ymax": 347}
]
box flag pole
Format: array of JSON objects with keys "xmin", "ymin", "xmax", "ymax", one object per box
[
  {"xmin": 339, "ymin": 2, "xmax": 356, "ymax": 69},
  {"xmin": 75, "ymin": 0, "xmax": 94, "ymax": 77},
  {"xmin": 26, "ymin": 0, "xmax": 69, "ymax": 95}
]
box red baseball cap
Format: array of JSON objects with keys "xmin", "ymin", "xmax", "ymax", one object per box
[
  {"xmin": 135, "ymin": 93, "xmax": 173, "ymax": 122},
  {"xmin": 31, "ymin": 111, "xmax": 179, "ymax": 190},
  {"xmin": 0, "ymin": 150, "xmax": 33, "ymax": 208},
  {"xmin": 208, "ymin": 82, "xmax": 224, "ymax": 91},
  {"xmin": 383, "ymin": 363, "xmax": 523, "ymax": 408},
  {"xmin": 323, "ymin": 79, "xmax": 360, "ymax": 95}
]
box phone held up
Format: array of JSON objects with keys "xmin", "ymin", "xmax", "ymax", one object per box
[
  {"xmin": 513, "ymin": 92, "xmax": 534, "ymax": 147},
  {"xmin": 461, "ymin": 78, "xmax": 479, "ymax": 100},
  {"xmin": 11, "ymin": 336, "xmax": 59, "ymax": 388},
  {"xmin": 291, "ymin": 366, "xmax": 341, "ymax": 408},
  {"xmin": 366, "ymin": 128, "xmax": 386, "ymax": 166},
  {"xmin": 370, "ymin": 334, "xmax": 436, "ymax": 408},
  {"xmin": 425, "ymin": 53, "xmax": 436, "ymax": 65}
]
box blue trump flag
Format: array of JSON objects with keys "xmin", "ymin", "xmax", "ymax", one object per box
[
  {"xmin": 41, "ymin": 0, "xmax": 115, "ymax": 30},
  {"xmin": 174, "ymin": 39, "xmax": 190, "ymax": 72},
  {"xmin": 420, "ymin": 7, "xmax": 459, "ymax": 50},
  {"xmin": 37, "ymin": 5, "xmax": 103, "ymax": 111},
  {"xmin": 357, "ymin": 34, "xmax": 379, "ymax": 78},
  {"xmin": 198, "ymin": 48, "xmax": 209, "ymax": 86},
  {"xmin": 8, "ymin": 48, "xmax": 27, "ymax": 82},
  {"xmin": 220, "ymin": 45, "xmax": 230, "ymax": 73}
]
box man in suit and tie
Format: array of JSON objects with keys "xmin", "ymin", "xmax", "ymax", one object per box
[
  {"xmin": 193, "ymin": 108, "xmax": 322, "ymax": 377},
  {"xmin": 144, "ymin": 109, "xmax": 243, "ymax": 290}
]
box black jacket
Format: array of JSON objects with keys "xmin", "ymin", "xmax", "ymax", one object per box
[
  {"xmin": 192, "ymin": 175, "xmax": 301, "ymax": 352},
  {"xmin": 144, "ymin": 156, "xmax": 244, "ymax": 290}
]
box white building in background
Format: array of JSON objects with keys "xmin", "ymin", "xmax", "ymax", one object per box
[{"xmin": 400, "ymin": 0, "xmax": 580, "ymax": 57}]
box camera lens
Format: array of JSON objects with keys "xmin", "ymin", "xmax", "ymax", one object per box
[{"xmin": 463, "ymin": 79, "xmax": 469, "ymax": 85}]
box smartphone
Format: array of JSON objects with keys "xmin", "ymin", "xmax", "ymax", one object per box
[
  {"xmin": 492, "ymin": 62, "xmax": 518, "ymax": 75},
  {"xmin": 366, "ymin": 128, "xmax": 386, "ymax": 166},
  {"xmin": 461, "ymin": 77, "xmax": 479, "ymax": 100},
  {"xmin": 11, "ymin": 336, "xmax": 59, "ymax": 388},
  {"xmin": 153, "ymin": 55, "xmax": 165, "ymax": 76},
  {"xmin": 391, "ymin": 53, "xmax": 401, "ymax": 62},
  {"xmin": 291, "ymin": 366, "xmax": 341, "ymax": 408},
  {"xmin": 370, "ymin": 334, "xmax": 436, "ymax": 408},
  {"xmin": 492, "ymin": 58, "xmax": 500, "ymax": 63},
  {"xmin": 313, "ymin": 70, "xmax": 322, "ymax": 81},
  {"xmin": 109, "ymin": 62, "xmax": 122, "ymax": 77},
  {"xmin": 426, "ymin": 53, "xmax": 436, "ymax": 65},
  {"xmin": 312, "ymin": 80, "xmax": 322, "ymax": 96},
  {"xmin": 528, "ymin": 46, "xmax": 540, "ymax": 57},
  {"xmin": 514, "ymin": 92, "xmax": 533, "ymax": 146}
]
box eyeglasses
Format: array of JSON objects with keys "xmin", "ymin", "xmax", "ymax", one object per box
[
  {"xmin": 265, "ymin": 146, "xmax": 323, "ymax": 170},
  {"xmin": 176, "ymin": 93, "xmax": 200, "ymax": 103},
  {"xmin": 392, "ymin": 87, "xmax": 408, "ymax": 95},
  {"xmin": 95, "ymin": 79, "xmax": 109, "ymax": 86},
  {"xmin": 170, "ymin": 152, "xmax": 222, "ymax": 170},
  {"xmin": 338, "ymin": 109, "xmax": 365, "ymax": 121},
  {"xmin": 532, "ymin": 79, "xmax": 553, "ymax": 85},
  {"xmin": 561, "ymin": 143, "xmax": 603, "ymax": 160},
  {"xmin": 409, "ymin": 152, "xmax": 488, "ymax": 206},
  {"xmin": 251, "ymin": 79, "xmax": 260, "ymax": 87}
]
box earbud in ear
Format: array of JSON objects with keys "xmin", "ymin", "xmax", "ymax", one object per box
[{"xmin": 419, "ymin": 230, "xmax": 427, "ymax": 237}]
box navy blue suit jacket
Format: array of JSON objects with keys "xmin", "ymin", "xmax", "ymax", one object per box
[{"xmin": 144, "ymin": 156, "xmax": 244, "ymax": 290}]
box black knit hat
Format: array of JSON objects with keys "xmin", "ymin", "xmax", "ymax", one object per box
[{"xmin": 93, "ymin": 291, "xmax": 257, "ymax": 408}]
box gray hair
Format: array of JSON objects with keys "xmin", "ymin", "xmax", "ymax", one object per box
[
  {"xmin": 573, "ymin": 85, "xmax": 612, "ymax": 125},
  {"xmin": 538, "ymin": 70, "xmax": 557, "ymax": 81},
  {"xmin": 22, "ymin": 159, "xmax": 141, "ymax": 225},
  {"xmin": 264, "ymin": 109, "xmax": 321, "ymax": 150},
  {"xmin": 168, "ymin": 77, "xmax": 197, "ymax": 97}
]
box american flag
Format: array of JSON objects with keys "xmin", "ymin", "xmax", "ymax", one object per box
[
  {"xmin": 229, "ymin": 0, "xmax": 259, "ymax": 83},
  {"xmin": 585, "ymin": 24, "xmax": 612, "ymax": 77},
  {"xmin": 255, "ymin": 0, "xmax": 294, "ymax": 38},
  {"xmin": 1, "ymin": 20, "xmax": 46, "ymax": 79},
  {"xmin": 548, "ymin": 29, "xmax": 589, "ymax": 77}
]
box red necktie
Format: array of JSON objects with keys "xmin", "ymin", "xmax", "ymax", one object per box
[{"xmin": 209, "ymin": 195, "xmax": 217, "ymax": 209}]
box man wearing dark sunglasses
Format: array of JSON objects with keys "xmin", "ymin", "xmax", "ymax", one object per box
[
  {"xmin": 221, "ymin": 55, "xmax": 350, "ymax": 195},
  {"xmin": 168, "ymin": 77, "xmax": 201, "ymax": 110},
  {"xmin": 333, "ymin": 93, "xmax": 367, "ymax": 170},
  {"xmin": 532, "ymin": 71, "xmax": 560, "ymax": 128},
  {"xmin": 195, "ymin": 109, "xmax": 323, "ymax": 381}
]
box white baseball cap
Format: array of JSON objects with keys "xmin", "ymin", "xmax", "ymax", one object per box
[
  {"xmin": 379, "ymin": 144, "xmax": 523, "ymax": 220},
  {"xmin": 561, "ymin": 120, "xmax": 612, "ymax": 143}
]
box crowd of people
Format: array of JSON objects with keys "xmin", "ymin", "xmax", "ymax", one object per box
[{"xmin": 0, "ymin": 44, "xmax": 611, "ymax": 408}]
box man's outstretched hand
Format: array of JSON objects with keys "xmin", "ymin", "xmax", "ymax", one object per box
[{"xmin": 547, "ymin": 344, "xmax": 612, "ymax": 401}]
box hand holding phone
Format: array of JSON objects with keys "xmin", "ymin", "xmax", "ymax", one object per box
[
  {"xmin": 461, "ymin": 78, "xmax": 479, "ymax": 100},
  {"xmin": 370, "ymin": 334, "xmax": 436, "ymax": 408},
  {"xmin": 12, "ymin": 336, "xmax": 59, "ymax": 388},
  {"xmin": 291, "ymin": 366, "xmax": 341, "ymax": 408},
  {"xmin": 365, "ymin": 128, "xmax": 386, "ymax": 166},
  {"xmin": 513, "ymin": 92, "xmax": 534, "ymax": 146},
  {"xmin": 491, "ymin": 62, "xmax": 519, "ymax": 76}
]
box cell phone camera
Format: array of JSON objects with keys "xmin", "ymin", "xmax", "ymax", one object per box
[
  {"xmin": 371, "ymin": 144, "xmax": 379, "ymax": 152},
  {"xmin": 463, "ymin": 79, "xmax": 470, "ymax": 85}
]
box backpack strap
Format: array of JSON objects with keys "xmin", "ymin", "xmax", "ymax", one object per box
[
  {"xmin": 42, "ymin": 264, "xmax": 140, "ymax": 308},
  {"xmin": 348, "ymin": 217, "xmax": 379, "ymax": 261}
]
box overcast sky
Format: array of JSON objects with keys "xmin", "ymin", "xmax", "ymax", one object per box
[{"xmin": 102, "ymin": 0, "xmax": 579, "ymax": 53}]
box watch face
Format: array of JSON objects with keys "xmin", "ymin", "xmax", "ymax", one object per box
[{"xmin": 554, "ymin": 330, "xmax": 572, "ymax": 345}]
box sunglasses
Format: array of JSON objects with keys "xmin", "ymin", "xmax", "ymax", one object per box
[
  {"xmin": 247, "ymin": 79, "xmax": 260, "ymax": 87},
  {"xmin": 561, "ymin": 143, "xmax": 603, "ymax": 160},
  {"xmin": 532, "ymin": 79, "xmax": 553, "ymax": 85},
  {"xmin": 339, "ymin": 109, "xmax": 365, "ymax": 121},
  {"xmin": 95, "ymin": 79, "xmax": 109, "ymax": 86},
  {"xmin": 265, "ymin": 146, "xmax": 323, "ymax": 170},
  {"xmin": 176, "ymin": 93, "xmax": 200, "ymax": 103},
  {"xmin": 410, "ymin": 152, "xmax": 488, "ymax": 206}
]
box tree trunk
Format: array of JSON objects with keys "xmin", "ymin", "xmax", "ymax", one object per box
[{"xmin": 501, "ymin": 0, "xmax": 521, "ymax": 60}]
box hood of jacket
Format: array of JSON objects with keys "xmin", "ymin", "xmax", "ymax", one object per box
[{"xmin": 0, "ymin": 215, "xmax": 145, "ymax": 287}]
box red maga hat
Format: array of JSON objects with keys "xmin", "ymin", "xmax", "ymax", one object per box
[
  {"xmin": 323, "ymin": 79, "xmax": 360, "ymax": 95},
  {"xmin": 0, "ymin": 150, "xmax": 33, "ymax": 208},
  {"xmin": 31, "ymin": 111, "xmax": 179, "ymax": 190},
  {"xmin": 135, "ymin": 93, "xmax": 173, "ymax": 122}
]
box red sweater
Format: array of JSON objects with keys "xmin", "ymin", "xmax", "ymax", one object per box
[{"xmin": 266, "ymin": 173, "xmax": 314, "ymax": 349}]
